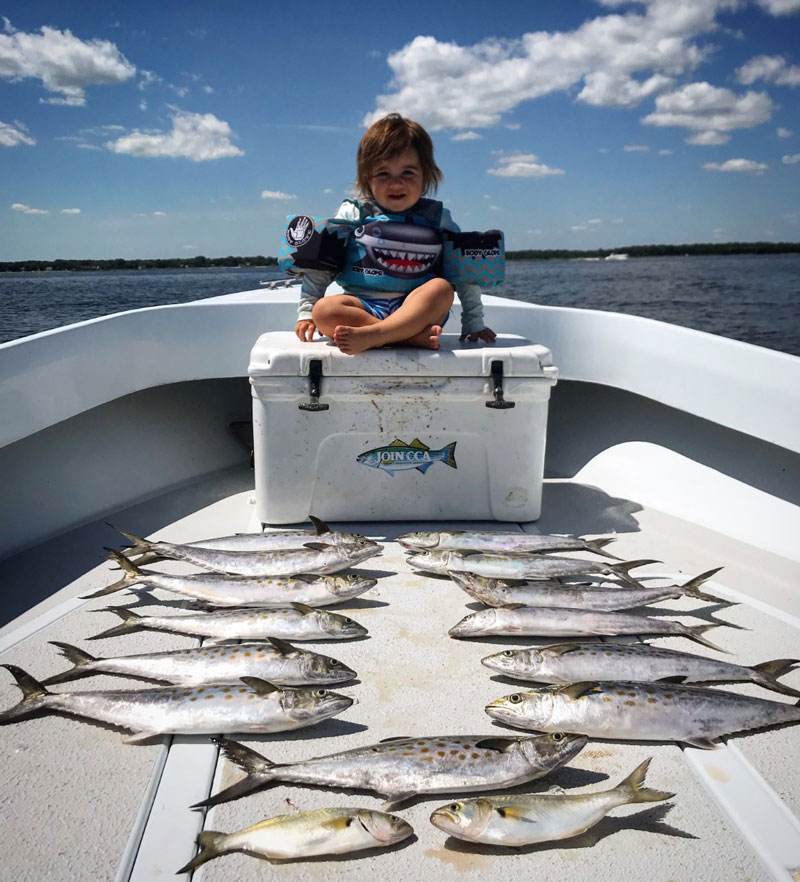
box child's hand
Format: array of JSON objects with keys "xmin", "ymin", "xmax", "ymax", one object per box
[
  {"xmin": 460, "ymin": 326, "xmax": 497, "ymax": 343},
  {"xmin": 296, "ymin": 320, "xmax": 317, "ymax": 341}
]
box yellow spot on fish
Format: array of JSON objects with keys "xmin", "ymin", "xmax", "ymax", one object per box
[
  {"xmin": 437, "ymin": 751, "xmax": 446, "ymax": 757},
  {"xmin": 225, "ymin": 695, "xmax": 232, "ymax": 700},
  {"xmin": 625, "ymin": 700, "xmax": 636, "ymax": 706},
  {"xmin": 190, "ymin": 697, "xmax": 197, "ymax": 702},
  {"xmin": 648, "ymin": 698, "xmax": 657, "ymax": 703},
  {"xmin": 239, "ymin": 688, "xmax": 248, "ymax": 693},
  {"xmin": 424, "ymin": 756, "xmax": 433, "ymax": 762},
  {"xmin": 471, "ymin": 753, "xmax": 479, "ymax": 759},
  {"xmin": 459, "ymin": 754, "xmax": 466, "ymax": 760},
  {"xmin": 450, "ymin": 750, "xmax": 459, "ymax": 755},
  {"xmin": 257, "ymin": 653, "xmax": 265, "ymax": 659},
  {"xmin": 603, "ymin": 697, "xmax": 612, "ymax": 702},
  {"xmin": 248, "ymin": 694, "xmax": 255, "ymax": 699},
  {"xmin": 206, "ymin": 694, "xmax": 214, "ymax": 699},
  {"xmin": 616, "ymin": 690, "xmax": 626, "ymax": 696}
]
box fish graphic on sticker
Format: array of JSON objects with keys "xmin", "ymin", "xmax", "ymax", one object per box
[{"xmin": 357, "ymin": 438, "xmax": 457, "ymax": 476}]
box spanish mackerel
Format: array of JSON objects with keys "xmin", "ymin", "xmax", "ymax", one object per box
[
  {"xmin": 480, "ymin": 643, "xmax": 800, "ymax": 697},
  {"xmin": 399, "ymin": 530, "xmax": 618, "ymax": 558},
  {"xmin": 111, "ymin": 527, "xmax": 380, "ymax": 576},
  {"xmin": 450, "ymin": 568, "xmax": 724, "ymax": 611},
  {"xmin": 407, "ymin": 549, "xmax": 656, "ymax": 585},
  {"xmin": 122, "ymin": 516, "xmax": 370, "ymax": 566},
  {"xmin": 448, "ymin": 606, "xmax": 726, "ymax": 651},
  {"xmin": 88, "ymin": 604, "xmax": 368, "ymax": 642},
  {"xmin": 87, "ymin": 550, "xmax": 377, "ymax": 606},
  {"xmin": 196, "ymin": 731, "xmax": 586, "ymax": 809},
  {"xmin": 429, "ymin": 758, "xmax": 672, "ymax": 846},
  {"xmin": 42, "ymin": 638, "xmax": 356, "ymax": 687},
  {"xmin": 485, "ymin": 680, "xmax": 800, "ymax": 748},
  {"xmin": 0, "ymin": 665, "xmax": 353, "ymax": 743},
  {"xmin": 177, "ymin": 807, "xmax": 413, "ymax": 872}
]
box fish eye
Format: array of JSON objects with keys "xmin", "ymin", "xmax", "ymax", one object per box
[
  {"xmin": 552, "ymin": 732, "xmax": 565, "ymax": 741},
  {"xmin": 387, "ymin": 814, "xmax": 399, "ymax": 822},
  {"xmin": 449, "ymin": 803, "xmax": 460, "ymax": 812},
  {"xmin": 329, "ymin": 660, "xmax": 341, "ymax": 667},
  {"xmin": 314, "ymin": 689, "xmax": 328, "ymax": 697},
  {"xmin": 509, "ymin": 693, "xmax": 523, "ymax": 704},
  {"xmin": 502, "ymin": 650, "xmax": 514, "ymax": 657}
]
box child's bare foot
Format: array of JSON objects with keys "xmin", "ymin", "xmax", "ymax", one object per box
[
  {"xmin": 333, "ymin": 324, "xmax": 381, "ymax": 355},
  {"xmin": 402, "ymin": 324, "xmax": 443, "ymax": 349}
]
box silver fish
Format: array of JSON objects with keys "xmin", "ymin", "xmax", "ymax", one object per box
[
  {"xmin": 121, "ymin": 515, "xmax": 370, "ymax": 566},
  {"xmin": 407, "ymin": 549, "xmax": 656, "ymax": 585},
  {"xmin": 481, "ymin": 642, "xmax": 800, "ymax": 698},
  {"xmin": 449, "ymin": 606, "xmax": 725, "ymax": 651},
  {"xmin": 87, "ymin": 549, "xmax": 377, "ymax": 606},
  {"xmin": 88, "ymin": 603, "xmax": 368, "ymax": 642},
  {"xmin": 41, "ymin": 638, "xmax": 356, "ymax": 687},
  {"xmin": 450, "ymin": 568, "xmax": 724, "ymax": 611},
  {"xmin": 177, "ymin": 807, "xmax": 413, "ymax": 872},
  {"xmin": 195, "ymin": 731, "xmax": 587, "ymax": 809},
  {"xmin": 111, "ymin": 527, "xmax": 381, "ymax": 576},
  {"xmin": 429, "ymin": 757, "xmax": 672, "ymax": 846},
  {"xmin": 485, "ymin": 680, "xmax": 800, "ymax": 748},
  {"xmin": 399, "ymin": 530, "xmax": 618, "ymax": 559},
  {"xmin": 0, "ymin": 665, "xmax": 353, "ymax": 743}
]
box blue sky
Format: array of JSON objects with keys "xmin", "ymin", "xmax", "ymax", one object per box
[{"xmin": 1, "ymin": 0, "xmax": 799, "ymax": 260}]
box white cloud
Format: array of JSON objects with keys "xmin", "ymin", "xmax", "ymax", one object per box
[
  {"xmin": 703, "ymin": 158, "xmax": 768, "ymax": 174},
  {"xmin": 0, "ymin": 21, "xmax": 135, "ymax": 106},
  {"xmin": 755, "ymin": 0, "xmax": 800, "ymax": 13},
  {"xmin": 659, "ymin": 148, "xmax": 673, "ymax": 155},
  {"xmin": 783, "ymin": 153, "xmax": 800, "ymax": 164},
  {"xmin": 487, "ymin": 152, "xmax": 565, "ymax": 177},
  {"xmin": 624, "ymin": 144, "xmax": 651, "ymax": 152},
  {"xmin": 261, "ymin": 189, "xmax": 296, "ymax": 199},
  {"xmin": 777, "ymin": 127, "xmax": 792, "ymax": 138},
  {"xmin": 687, "ymin": 130, "xmax": 730, "ymax": 145},
  {"xmin": 11, "ymin": 202, "xmax": 48, "ymax": 214},
  {"xmin": 61, "ymin": 208, "xmax": 80, "ymax": 214},
  {"xmin": 0, "ymin": 119, "xmax": 34, "ymax": 147},
  {"xmin": 736, "ymin": 55, "xmax": 800, "ymax": 87},
  {"xmin": 106, "ymin": 111, "xmax": 243, "ymax": 161},
  {"xmin": 642, "ymin": 82, "xmax": 773, "ymax": 144},
  {"xmin": 452, "ymin": 131, "xmax": 482, "ymax": 141},
  {"xmin": 363, "ymin": 1, "xmax": 724, "ymax": 130}
]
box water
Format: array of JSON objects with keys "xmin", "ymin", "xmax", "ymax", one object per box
[{"xmin": 0, "ymin": 254, "xmax": 798, "ymax": 355}]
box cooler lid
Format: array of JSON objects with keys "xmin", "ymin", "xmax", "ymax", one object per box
[{"xmin": 248, "ymin": 331, "xmax": 557, "ymax": 379}]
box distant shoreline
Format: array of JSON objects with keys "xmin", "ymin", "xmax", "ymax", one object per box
[{"xmin": 1, "ymin": 242, "xmax": 798, "ymax": 272}]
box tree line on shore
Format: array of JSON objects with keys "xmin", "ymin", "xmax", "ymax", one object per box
[{"xmin": 1, "ymin": 241, "xmax": 798, "ymax": 272}]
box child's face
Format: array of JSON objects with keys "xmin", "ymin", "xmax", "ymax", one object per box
[{"xmin": 369, "ymin": 149, "xmax": 423, "ymax": 213}]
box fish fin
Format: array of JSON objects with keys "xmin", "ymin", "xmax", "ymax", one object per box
[
  {"xmin": 610, "ymin": 559, "xmax": 660, "ymax": 586},
  {"xmin": 408, "ymin": 438, "xmax": 430, "ymax": 450},
  {"xmin": 267, "ymin": 637, "xmax": 298, "ymax": 656},
  {"xmin": 80, "ymin": 575, "xmax": 131, "ymax": 599},
  {"xmin": 684, "ymin": 623, "xmax": 729, "ymax": 653},
  {"xmin": 380, "ymin": 795, "xmax": 413, "ymax": 811},
  {"xmin": 303, "ymin": 542, "xmax": 329, "ymax": 551},
  {"xmin": 0, "ymin": 665, "xmax": 52, "ymax": 724},
  {"xmin": 474, "ymin": 737, "xmax": 519, "ymax": 753},
  {"xmin": 616, "ymin": 757, "xmax": 675, "ymax": 803},
  {"xmin": 212, "ymin": 736, "xmax": 277, "ymax": 773},
  {"xmin": 499, "ymin": 603, "xmax": 527, "ymax": 610},
  {"xmin": 557, "ymin": 681, "xmax": 602, "ymax": 700},
  {"xmin": 240, "ymin": 677, "xmax": 281, "ymax": 697},
  {"xmin": 105, "ymin": 523, "xmax": 152, "ymax": 554},
  {"xmin": 379, "ymin": 735, "xmax": 412, "ymax": 743},
  {"xmin": 41, "ymin": 642, "xmax": 99, "ymax": 686},
  {"xmin": 321, "ymin": 816, "xmax": 355, "ymax": 831},
  {"xmin": 494, "ymin": 805, "xmax": 538, "ymax": 822},
  {"xmin": 293, "ymin": 574, "xmax": 318, "ymax": 583},
  {"xmin": 683, "ymin": 737, "xmax": 718, "ymax": 750},
  {"xmin": 123, "ymin": 731, "xmax": 163, "ymax": 745},
  {"xmin": 656, "ymin": 676, "xmax": 688, "ymax": 684},
  {"xmin": 175, "ymin": 831, "xmax": 228, "ymax": 874},
  {"xmin": 751, "ymin": 659, "xmax": 800, "ymax": 698},
  {"xmin": 192, "ymin": 775, "xmax": 272, "ymax": 809},
  {"xmin": 440, "ymin": 441, "xmax": 457, "ymax": 469},
  {"xmin": 309, "ymin": 515, "xmax": 330, "ymax": 535},
  {"xmin": 678, "ymin": 567, "xmax": 728, "ymax": 604},
  {"xmin": 415, "ymin": 462, "xmax": 433, "ymax": 474},
  {"xmin": 86, "ymin": 607, "xmax": 144, "ymax": 640},
  {"xmin": 290, "ymin": 602, "xmax": 316, "ymax": 615},
  {"xmin": 548, "ymin": 643, "xmax": 586, "ymax": 656},
  {"xmin": 583, "ymin": 537, "xmax": 621, "ymax": 560},
  {"xmin": 388, "ymin": 439, "xmax": 408, "ymax": 447},
  {"xmin": 383, "ymin": 468, "xmax": 398, "ymax": 476}
]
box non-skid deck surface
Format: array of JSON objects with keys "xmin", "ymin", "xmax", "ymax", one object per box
[{"xmin": 1, "ymin": 465, "xmax": 798, "ymax": 882}]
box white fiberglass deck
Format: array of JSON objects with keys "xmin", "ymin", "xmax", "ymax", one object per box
[{"xmin": 1, "ymin": 463, "xmax": 799, "ymax": 882}]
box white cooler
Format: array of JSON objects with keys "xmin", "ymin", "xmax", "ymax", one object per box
[{"xmin": 248, "ymin": 332, "xmax": 558, "ymax": 524}]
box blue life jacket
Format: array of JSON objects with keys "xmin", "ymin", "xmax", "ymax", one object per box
[{"xmin": 336, "ymin": 199, "xmax": 445, "ymax": 295}]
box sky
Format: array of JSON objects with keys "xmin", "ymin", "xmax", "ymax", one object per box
[{"xmin": 1, "ymin": 0, "xmax": 799, "ymax": 260}]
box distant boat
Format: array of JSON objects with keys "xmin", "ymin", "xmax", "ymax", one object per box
[{"xmin": 604, "ymin": 252, "xmax": 629, "ymax": 260}]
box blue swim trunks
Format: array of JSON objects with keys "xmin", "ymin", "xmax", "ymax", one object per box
[{"xmin": 357, "ymin": 294, "xmax": 450, "ymax": 326}]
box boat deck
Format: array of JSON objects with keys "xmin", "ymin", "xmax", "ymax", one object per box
[{"xmin": 1, "ymin": 463, "xmax": 799, "ymax": 882}]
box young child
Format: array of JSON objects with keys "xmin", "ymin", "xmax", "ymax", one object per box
[{"xmin": 295, "ymin": 113, "xmax": 496, "ymax": 354}]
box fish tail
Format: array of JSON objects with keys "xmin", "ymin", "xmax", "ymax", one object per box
[
  {"xmin": 610, "ymin": 559, "xmax": 660, "ymax": 586},
  {"xmin": 79, "ymin": 549, "xmax": 141, "ymax": 599},
  {"xmin": 192, "ymin": 737, "xmax": 279, "ymax": 808},
  {"xmin": 751, "ymin": 659, "xmax": 800, "ymax": 698},
  {"xmin": 679, "ymin": 567, "xmax": 729, "ymax": 604},
  {"xmin": 175, "ymin": 831, "xmax": 228, "ymax": 874},
  {"xmin": 584, "ymin": 538, "xmax": 621, "ymax": 560},
  {"xmin": 105, "ymin": 522, "xmax": 153, "ymax": 554},
  {"xmin": 0, "ymin": 665, "xmax": 51, "ymax": 724},
  {"xmin": 86, "ymin": 607, "xmax": 145, "ymax": 640},
  {"xmin": 684, "ymin": 623, "xmax": 728, "ymax": 653},
  {"xmin": 440, "ymin": 441, "xmax": 457, "ymax": 469},
  {"xmin": 41, "ymin": 642, "xmax": 99, "ymax": 685},
  {"xmin": 617, "ymin": 758, "xmax": 675, "ymax": 805}
]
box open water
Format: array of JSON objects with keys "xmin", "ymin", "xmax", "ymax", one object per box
[{"xmin": 0, "ymin": 253, "xmax": 798, "ymax": 355}]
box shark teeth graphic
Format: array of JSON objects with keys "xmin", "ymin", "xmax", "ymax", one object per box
[{"xmin": 373, "ymin": 247, "xmax": 437, "ymax": 275}]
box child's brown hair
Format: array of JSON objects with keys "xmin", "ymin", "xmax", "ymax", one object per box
[{"xmin": 356, "ymin": 113, "xmax": 443, "ymax": 200}]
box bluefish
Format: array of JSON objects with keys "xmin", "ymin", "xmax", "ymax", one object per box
[{"xmin": 357, "ymin": 438, "xmax": 457, "ymax": 476}]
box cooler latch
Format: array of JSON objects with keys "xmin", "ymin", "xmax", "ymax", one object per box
[
  {"xmin": 485, "ymin": 360, "xmax": 515, "ymax": 409},
  {"xmin": 298, "ymin": 359, "xmax": 329, "ymax": 412}
]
